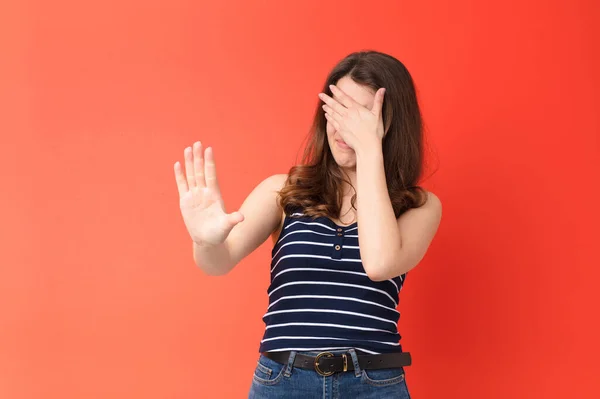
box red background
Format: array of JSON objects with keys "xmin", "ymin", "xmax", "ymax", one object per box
[{"xmin": 1, "ymin": 0, "xmax": 598, "ymax": 398}]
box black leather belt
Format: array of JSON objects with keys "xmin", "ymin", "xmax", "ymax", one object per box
[{"xmin": 262, "ymin": 350, "xmax": 412, "ymax": 376}]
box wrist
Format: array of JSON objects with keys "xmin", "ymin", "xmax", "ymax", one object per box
[{"xmin": 355, "ymin": 140, "xmax": 383, "ymax": 163}]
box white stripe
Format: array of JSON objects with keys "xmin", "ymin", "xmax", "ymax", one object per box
[
  {"xmin": 268, "ymin": 281, "xmax": 398, "ymax": 306},
  {"xmin": 263, "ymin": 309, "xmax": 397, "ymax": 327},
  {"xmin": 397, "ymin": 275, "xmax": 405, "ymax": 291},
  {"xmin": 260, "ymin": 336, "xmax": 400, "ymax": 346},
  {"xmin": 265, "ymin": 346, "xmax": 381, "ymax": 355},
  {"xmin": 271, "ymin": 268, "xmax": 400, "ymax": 294},
  {"xmin": 267, "ymin": 294, "xmax": 399, "ymax": 314},
  {"xmin": 272, "ymin": 267, "xmax": 368, "ymax": 281},
  {"xmin": 270, "ymin": 254, "xmax": 362, "ymax": 273},
  {"xmin": 265, "ymin": 322, "xmax": 397, "ymax": 334},
  {"xmin": 276, "ymin": 229, "xmax": 335, "ymax": 247},
  {"xmin": 285, "ymin": 220, "xmax": 337, "ymax": 231},
  {"xmin": 288, "ymin": 214, "xmax": 358, "ymax": 232},
  {"xmin": 389, "ymin": 278, "xmax": 399, "ymax": 292},
  {"xmin": 272, "ymin": 241, "xmax": 334, "ymax": 261}
]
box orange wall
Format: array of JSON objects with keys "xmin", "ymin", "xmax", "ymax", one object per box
[{"xmin": 1, "ymin": 1, "xmax": 598, "ymax": 398}]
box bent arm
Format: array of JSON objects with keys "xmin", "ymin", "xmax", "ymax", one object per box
[{"xmin": 193, "ymin": 174, "xmax": 287, "ymax": 275}]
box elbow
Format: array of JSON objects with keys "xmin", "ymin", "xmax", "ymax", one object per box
[
  {"xmin": 363, "ymin": 256, "xmax": 411, "ymax": 282},
  {"xmin": 198, "ymin": 265, "xmax": 232, "ymax": 276},
  {"xmin": 192, "ymin": 245, "xmax": 234, "ymax": 276},
  {"xmin": 363, "ymin": 260, "xmax": 393, "ymax": 282},
  {"xmin": 202, "ymin": 268, "xmax": 230, "ymax": 277},
  {"xmin": 367, "ymin": 272, "xmax": 390, "ymax": 282},
  {"xmin": 366, "ymin": 271, "xmax": 388, "ymax": 282},
  {"xmin": 194, "ymin": 259, "xmax": 233, "ymax": 276}
]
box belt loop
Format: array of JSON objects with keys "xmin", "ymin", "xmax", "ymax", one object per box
[
  {"xmin": 348, "ymin": 348, "xmax": 361, "ymax": 377},
  {"xmin": 284, "ymin": 350, "xmax": 297, "ymax": 377}
]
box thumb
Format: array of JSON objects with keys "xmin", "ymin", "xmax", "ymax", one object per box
[
  {"xmin": 371, "ymin": 88, "xmax": 385, "ymax": 116},
  {"xmin": 225, "ymin": 211, "xmax": 245, "ymax": 228}
]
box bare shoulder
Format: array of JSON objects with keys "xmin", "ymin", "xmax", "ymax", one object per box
[
  {"xmin": 263, "ymin": 173, "xmax": 289, "ymax": 243},
  {"xmin": 253, "ymin": 172, "xmax": 288, "ymax": 220},
  {"xmin": 418, "ymin": 190, "xmax": 442, "ymax": 223},
  {"xmin": 240, "ymin": 173, "xmax": 288, "ymax": 213},
  {"xmin": 262, "ymin": 173, "xmax": 289, "ymax": 190},
  {"xmin": 245, "ymin": 173, "xmax": 288, "ymax": 204},
  {"xmin": 423, "ymin": 190, "xmax": 442, "ymax": 215},
  {"xmin": 398, "ymin": 189, "xmax": 442, "ymax": 223}
]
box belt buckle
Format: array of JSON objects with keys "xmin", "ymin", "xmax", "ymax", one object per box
[{"xmin": 314, "ymin": 351, "xmax": 335, "ymax": 376}]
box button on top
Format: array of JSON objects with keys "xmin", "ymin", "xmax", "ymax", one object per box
[{"xmin": 337, "ymin": 228, "xmax": 342, "ymax": 232}]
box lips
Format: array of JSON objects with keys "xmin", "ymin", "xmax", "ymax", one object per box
[{"xmin": 335, "ymin": 139, "xmax": 351, "ymax": 150}]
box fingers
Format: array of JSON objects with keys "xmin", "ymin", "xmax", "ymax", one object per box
[
  {"xmin": 371, "ymin": 87, "xmax": 386, "ymax": 116},
  {"xmin": 328, "ymin": 84, "xmax": 355, "ymax": 108},
  {"xmin": 184, "ymin": 146, "xmax": 196, "ymax": 189},
  {"xmin": 324, "ymin": 113, "xmax": 340, "ymax": 131},
  {"xmin": 204, "ymin": 146, "xmax": 219, "ymax": 190},
  {"xmin": 174, "ymin": 161, "xmax": 188, "ymax": 197},
  {"xmin": 193, "ymin": 141, "xmax": 206, "ymax": 188},
  {"xmin": 175, "ymin": 140, "xmax": 206, "ymax": 197},
  {"xmin": 318, "ymin": 91, "xmax": 347, "ymax": 116},
  {"xmin": 322, "ymin": 104, "xmax": 343, "ymax": 120}
]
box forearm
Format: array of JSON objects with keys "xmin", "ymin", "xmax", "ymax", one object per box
[
  {"xmin": 193, "ymin": 240, "xmax": 235, "ymax": 276},
  {"xmin": 355, "ymin": 147, "xmax": 403, "ymax": 281}
]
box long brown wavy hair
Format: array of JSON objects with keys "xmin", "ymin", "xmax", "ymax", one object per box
[{"xmin": 278, "ymin": 50, "xmax": 428, "ymax": 220}]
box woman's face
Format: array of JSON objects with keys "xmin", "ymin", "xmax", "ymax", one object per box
[{"xmin": 326, "ymin": 76, "xmax": 376, "ymax": 170}]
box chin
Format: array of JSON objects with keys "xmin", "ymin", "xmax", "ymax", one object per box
[
  {"xmin": 331, "ymin": 152, "xmax": 356, "ymax": 169},
  {"xmin": 328, "ymin": 137, "xmax": 356, "ymax": 168}
]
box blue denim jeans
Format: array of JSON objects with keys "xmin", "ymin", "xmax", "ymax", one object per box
[{"xmin": 248, "ymin": 348, "xmax": 411, "ymax": 399}]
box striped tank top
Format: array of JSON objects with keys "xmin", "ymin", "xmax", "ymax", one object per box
[{"xmin": 258, "ymin": 210, "xmax": 406, "ymax": 355}]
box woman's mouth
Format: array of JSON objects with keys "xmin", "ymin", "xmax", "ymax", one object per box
[{"xmin": 335, "ymin": 139, "xmax": 351, "ymax": 150}]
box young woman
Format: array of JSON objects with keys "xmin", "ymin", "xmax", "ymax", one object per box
[{"xmin": 174, "ymin": 51, "xmax": 442, "ymax": 398}]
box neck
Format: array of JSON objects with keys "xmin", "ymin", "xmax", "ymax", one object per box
[{"xmin": 339, "ymin": 166, "xmax": 357, "ymax": 203}]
